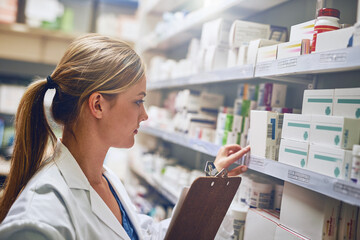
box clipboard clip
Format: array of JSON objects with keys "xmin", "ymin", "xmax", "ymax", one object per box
[{"xmin": 204, "ymin": 161, "xmax": 228, "ymax": 178}]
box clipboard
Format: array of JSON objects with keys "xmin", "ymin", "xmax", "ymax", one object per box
[{"xmin": 164, "ymin": 175, "xmax": 242, "ymax": 240}]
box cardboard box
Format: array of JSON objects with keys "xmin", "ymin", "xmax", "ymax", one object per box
[
  {"xmin": 279, "ymin": 139, "xmax": 309, "ymax": 168},
  {"xmin": 237, "ymin": 45, "xmax": 248, "ymax": 65},
  {"xmin": 315, "ymin": 27, "xmax": 354, "ymax": 53},
  {"xmin": 227, "ymin": 48, "xmax": 238, "ymax": 68},
  {"xmin": 0, "ymin": 84, "xmax": 26, "ymax": 115},
  {"xmin": 203, "ymin": 45, "xmax": 229, "ymax": 71},
  {"xmin": 244, "ymin": 209, "xmax": 280, "ymax": 240},
  {"xmin": 289, "ymin": 19, "xmax": 315, "ymax": 42},
  {"xmin": 250, "ymin": 111, "xmax": 278, "ymax": 160},
  {"xmin": 201, "ymin": 18, "xmax": 232, "ymax": 48},
  {"xmin": 308, "ymin": 143, "xmax": 352, "ymax": 179},
  {"xmin": 257, "ymin": 45, "xmax": 278, "ymax": 63},
  {"xmin": 333, "ymin": 87, "xmax": 360, "ymax": 119},
  {"xmin": 338, "ymin": 203, "xmax": 358, "ymax": 240},
  {"xmin": 274, "ymin": 225, "xmax": 311, "ymax": 240},
  {"xmin": 281, "ymin": 113, "xmax": 311, "ymax": 142},
  {"xmin": 247, "ymin": 39, "xmax": 279, "ymax": 65},
  {"xmin": 280, "ymin": 182, "xmax": 341, "ymax": 240},
  {"xmin": 229, "ymin": 20, "xmax": 270, "ymax": 48},
  {"xmin": 277, "ymin": 39, "xmax": 310, "ymax": 59},
  {"xmin": 258, "ymin": 83, "xmax": 287, "ymax": 108},
  {"xmin": 199, "ymin": 92, "xmax": 224, "ymax": 112},
  {"xmin": 302, "ymin": 89, "xmax": 334, "ymax": 116},
  {"xmin": 310, "ymin": 115, "xmax": 360, "ymax": 149}
]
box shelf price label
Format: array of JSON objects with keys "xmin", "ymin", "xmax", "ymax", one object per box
[
  {"xmin": 287, "ymin": 170, "xmax": 310, "ymax": 183},
  {"xmin": 333, "ymin": 182, "xmax": 360, "ymax": 199},
  {"xmin": 256, "ymin": 62, "xmax": 273, "ymax": 73},
  {"xmin": 278, "ymin": 58, "xmax": 298, "ymax": 69},
  {"xmin": 319, "ymin": 52, "xmax": 347, "ymax": 64},
  {"xmin": 249, "ymin": 157, "xmax": 265, "ymax": 168}
]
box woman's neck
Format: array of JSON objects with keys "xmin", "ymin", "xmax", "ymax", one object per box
[{"xmin": 61, "ymin": 127, "xmax": 108, "ymax": 185}]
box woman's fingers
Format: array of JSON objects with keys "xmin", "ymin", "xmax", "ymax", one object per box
[
  {"xmin": 228, "ymin": 165, "xmax": 248, "ymax": 176},
  {"xmin": 225, "ymin": 145, "xmax": 251, "ymax": 165}
]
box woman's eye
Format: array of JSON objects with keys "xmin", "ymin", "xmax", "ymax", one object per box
[{"xmin": 135, "ymin": 100, "xmax": 145, "ymax": 106}]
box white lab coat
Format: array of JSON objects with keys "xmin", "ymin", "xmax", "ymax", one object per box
[{"xmin": 0, "ymin": 140, "xmax": 170, "ymax": 240}]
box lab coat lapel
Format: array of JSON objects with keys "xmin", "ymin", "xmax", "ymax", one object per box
[
  {"xmin": 103, "ymin": 169, "xmax": 144, "ymax": 239},
  {"xmin": 55, "ymin": 140, "xmax": 130, "ymax": 240}
]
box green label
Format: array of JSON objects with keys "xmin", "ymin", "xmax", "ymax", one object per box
[
  {"xmin": 316, "ymin": 125, "xmax": 342, "ymax": 132},
  {"xmin": 337, "ymin": 99, "xmax": 360, "ymax": 104},
  {"xmin": 314, "ymin": 154, "xmax": 341, "ymax": 162},
  {"xmin": 308, "ymin": 98, "xmax": 332, "ymax": 103},
  {"xmin": 288, "ymin": 122, "xmax": 310, "ymax": 128},
  {"xmin": 285, "ymin": 148, "xmax": 307, "ymax": 156}
]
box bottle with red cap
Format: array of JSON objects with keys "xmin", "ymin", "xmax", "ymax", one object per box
[{"xmin": 311, "ymin": 8, "xmax": 340, "ymax": 52}]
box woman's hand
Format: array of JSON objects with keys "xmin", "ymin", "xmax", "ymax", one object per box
[{"xmin": 214, "ymin": 145, "xmax": 250, "ymax": 176}]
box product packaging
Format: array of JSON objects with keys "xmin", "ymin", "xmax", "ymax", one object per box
[
  {"xmin": 257, "ymin": 83, "xmax": 287, "ymax": 108},
  {"xmin": 278, "ymin": 138, "xmax": 309, "ymax": 168},
  {"xmin": 229, "ymin": 20, "xmax": 270, "ymax": 48},
  {"xmin": 289, "ymin": 19, "xmax": 315, "ymax": 42},
  {"xmin": 256, "ymin": 45, "xmax": 278, "ymax": 62},
  {"xmin": 247, "ymin": 39, "xmax": 280, "ymax": 65},
  {"xmin": 243, "ymin": 209, "xmax": 280, "ymax": 240},
  {"xmin": 333, "ymin": 87, "xmax": 360, "ymax": 119},
  {"xmin": 281, "ymin": 113, "xmax": 311, "ymax": 142},
  {"xmin": 274, "ymin": 224, "xmax": 311, "ymax": 240},
  {"xmin": 302, "ymin": 89, "xmax": 334, "ymax": 115},
  {"xmin": 337, "ymin": 202, "xmax": 358, "ymax": 240},
  {"xmin": 315, "ymin": 26, "xmax": 354, "ymax": 52}
]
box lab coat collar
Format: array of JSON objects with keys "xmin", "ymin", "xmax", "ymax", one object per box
[{"xmin": 54, "ymin": 140, "xmax": 130, "ymax": 240}]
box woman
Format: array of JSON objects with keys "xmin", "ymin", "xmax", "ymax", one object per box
[{"xmin": 0, "ymin": 34, "xmax": 250, "ymax": 239}]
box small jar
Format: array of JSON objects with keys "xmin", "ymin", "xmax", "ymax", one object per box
[{"xmin": 311, "ymin": 8, "xmax": 340, "ymax": 52}]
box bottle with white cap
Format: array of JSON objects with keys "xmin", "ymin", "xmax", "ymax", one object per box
[{"xmin": 351, "ymin": 144, "xmax": 360, "ymax": 184}]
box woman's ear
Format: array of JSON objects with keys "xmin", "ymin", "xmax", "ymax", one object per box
[{"xmin": 88, "ymin": 92, "xmax": 104, "ymax": 119}]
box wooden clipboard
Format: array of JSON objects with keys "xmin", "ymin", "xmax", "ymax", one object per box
[{"xmin": 164, "ymin": 176, "xmax": 242, "ymax": 240}]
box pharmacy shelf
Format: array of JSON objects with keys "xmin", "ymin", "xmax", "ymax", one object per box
[
  {"xmin": 140, "ymin": 125, "xmax": 360, "ymax": 206},
  {"xmin": 147, "ymin": 65, "xmax": 254, "ymax": 90},
  {"xmin": 255, "ymin": 46, "xmax": 360, "ymax": 77},
  {"xmin": 143, "ymin": 0, "xmax": 191, "ymax": 14},
  {"xmin": 129, "ymin": 163, "xmax": 178, "ymax": 204},
  {"xmin": 137, "ymin": 0, "xmax": 288, "ymax": 52}
]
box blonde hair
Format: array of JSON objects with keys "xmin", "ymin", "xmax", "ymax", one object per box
[{"xmin": 0, "ymin": 34, "xmax": 145, "ymax": 222}]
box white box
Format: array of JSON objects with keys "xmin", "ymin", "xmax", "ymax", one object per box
[
  {"xmin": 280, "ymin": 182, "xmax": 341, "ymax": 240},
  {"xmin": 281, "ymin": 113, "xmax": 312, "ymax": 142},
  {"xmin": 302, "ymin": 89, "xmax": 334, "ymax": 116},
  {"xmin": 229, "ymin": 20, "xmax": 270, "ymax": 48},
  {"xmin": 247, "ymin": 39, "xmax": 279, "ymax": 65},
  {"xmin": 279, "ymin": 139, "xmax": 309, "ymax": 168},
  {"xmin": 308, "ymin": 144, "xmax": 352, "ymax": 179},
  {"xmin": 258, "ymin": 83, "xmax": 287, "ymax": 108},
  {"xmin": 333, "ymin": 87, "xmax": 360, "ymax": 119},
  {"xmin": 199, "ymin": 92, "xmax": 224, "ymax": 111},
  {"xmin": 274, "ymin": 225, "xmax": 310, "ymax": 240},
  {"xmin": 315, "ymin": 27, "xmax": 354, "ymax": 53},
  {"xmin": 244, "ymin": 209, "xmax": 280, "ymax": 240},
  {"xmin": 338, "ymin": 203, "xmax": 358, "ymax": 240},
  {"xmin": 310, "ymin": 115, "xmax": 360, "ymax": 149},
  {"xmin": 0, "ymin": 84, "xmax": 26, "ymax": 114},
  {"xmin": 203, "ymin": 45, "xmax": 229, "ymax": 71},
  {"xmin": 277, "ymin": 39, "xmax": 310, "ymax": 59},
  {"xmin": 353, "ymin": 22, "xmax": 360, "ymax": 47},
  {"xmin": 289, "ymin": 19, "xmax": 315, "ymax": 42},
  {"xmin": 227, "ymin": 48, "xmax": 238, "ymax": 68},
  {"xmin": 232, "ymin": 115, "xmax": 243, "ymax": 132},
  {"xmin": 250, "ymin": 111, "xmax": 278, "ymax": 160},
  {"xmin": 237, "ymin": 45, "xmax": 248, "ymax": 65},
  {"xmin": 201, "ymin": 18, "xmax": 232, "ymax": 48},
  {"xmin": 257, "ymin": 45, "xmax": 278, "ymax": 63}
]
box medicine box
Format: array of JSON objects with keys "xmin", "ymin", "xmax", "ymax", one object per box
[
  {"xmin": 244, "ymin": 209, "xmax": 280, "ymax": 240},
  {"xmin": 289, "ymin": 19, "xmax": 315, "ymax": 42},
  {"xmin": 247, "ymin": 39, "xmax": 279, "ymax": 65},
  {"xmin": 308, "ymin": 143, "xmax": 352, "ymax": 179},
  {"xmin": 315, "ymin": 27, "xmax": 354, "ymax": 53},
  {"xmin": 279, "ymin": 139, "xmax": 309, "ymax": 168},
  {"xmin": 302, "ymin": 89, "xmax": 334, "ymax": 116},
  {"xmin": 201, "ymin": 18, "xmax": 232, "ymax": 48},
  {"xmin": 237, "ymin": 45, "xmax": 248, "ymax": 65},
  {"xmin": 280, "ymin": 182, "xmax": 341, "ymax": 240},
  {"xmin": 274, "ymin": 225, "xmax": 310, "ymax": 240},
  {"xmin": 277, "ymin": 39, "xmax": 310, "ymax": 59},
  {"xmin": 337, "ymin": 202, "xmax": 358, "ymax": 240},
  {"xmin": 281, "ymin": 113, "xmax": 311, "ymax": 142},
  {"xmin": 250, "ymin": 111, "xmax": 278, "ymax": 160},
  {"xmin": 310, "ymin": 115, "xmax": 360, "ymax": 149},
  {"xmin": 203, "ymin": 45, "xmax": 229, "ymax": 71},
  {"xmin": 199, "ymin": 92, "xmax": 224, "ymax": 112},
  {"xmin": 258, "ymin": 83, "xmax": 287, "ymax": 108},
  {"xmin": 333, "ymin": 87, "xmax": 360, "ymax": 119},
  {"xmin": 229, "ymin": 20, "xmax": 270, "ymax": 48},
  {"xmin": 257, "ymin": 45, "xmax": 278, "ymax": 63}
]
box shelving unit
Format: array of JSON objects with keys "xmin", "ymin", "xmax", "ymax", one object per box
[
  {"xmin": 139, "ymin": 125, "xmax": 360, "ymax": 206},
  {"xmin": 137, "ymin": 0, "xmax": 289, "ymax": 53}
]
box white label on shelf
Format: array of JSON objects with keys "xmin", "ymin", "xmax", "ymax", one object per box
[
  {"xmin": 256, "ymin": 62, "xmax": 273, "ymax": 72},
  {"xmin": 250, "ymin": 157, "xmax": 265, "ymax": 167},
  {"xmin": 333, "ymin": 182, "xmax": 360, "ymax": 199},
  {"xmin": 278, "ymin": 58, "xmax": 298, "ymax": 69},
  {"xmin": 319, "ymin": 52, "xmax": 347, "ymax": 63},
  {"xmin": 287, "ymin": 170, "xmax": 310, "ymax": 183}
]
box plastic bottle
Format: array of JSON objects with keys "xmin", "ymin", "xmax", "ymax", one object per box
[
  {"xmin": 350, "ymin": 144, "xmax": 360, "ymax": 183},
  {"xmin": 311, "ymin": 8, "xmax": 340, "ymax": 52}
]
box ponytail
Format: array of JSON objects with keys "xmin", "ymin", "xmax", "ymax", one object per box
[{"xmin": 0, "ymin": 79, "xmax": 56, "ymax": 222}]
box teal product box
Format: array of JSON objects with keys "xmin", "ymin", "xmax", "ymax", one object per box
[
  {"xmin": 333, "ymin": 87, "xmax": 360, "ymax": 119},
  {"xmin": 302, "ymin": 89, "xmax": 334, "ymax": 116},
  {"xmin": 281, "ymin": 113, "xmax": 311, "ymax": 142},
  {"xmin": 310, "ymin": 115, "xmax": 360, "ymax": 149},
  {"xmin": 279, "ymin": 138, "xmax": 309, "ymax": 168}
]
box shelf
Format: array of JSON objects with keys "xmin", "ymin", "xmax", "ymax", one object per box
[
  {"xmin": 139, "ymin": 125, "xmax": 360, "ymax": 207},
  {"xmin": 129, "ymin": 163, "xmax": 178, "ymax": 204},
  {"xmin": 143, "ymin": 0, "xmax": 191, "ymax": 14},
  {"xmin": 147, "ymin": 65, "xmax": 254, "ymax": 90},
  {"xmin": 137, "ymin": 0, "xmax": 289, "ymax": 52},
  {"xmin": 255, "ymin": 46, "xmax": 360, "ymax": 77}
]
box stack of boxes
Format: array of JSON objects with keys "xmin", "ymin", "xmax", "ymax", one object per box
[{"xmin": 278, "ymin": 87, "xmax": 360, "ymax": 180}]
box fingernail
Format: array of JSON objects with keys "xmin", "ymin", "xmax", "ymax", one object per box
[{"xmin": 241, "ymin": 165, "xmax": 248, "ymax": 172}]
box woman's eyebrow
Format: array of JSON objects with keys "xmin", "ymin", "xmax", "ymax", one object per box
[{"xmin": 138, "ymin": 91, "xmax": 146, "ymax": 97}]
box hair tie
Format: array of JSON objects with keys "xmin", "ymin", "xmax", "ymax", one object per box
[{"xmin": 46, "ymin": 75, "xmax": 57, "ymax": 89}]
